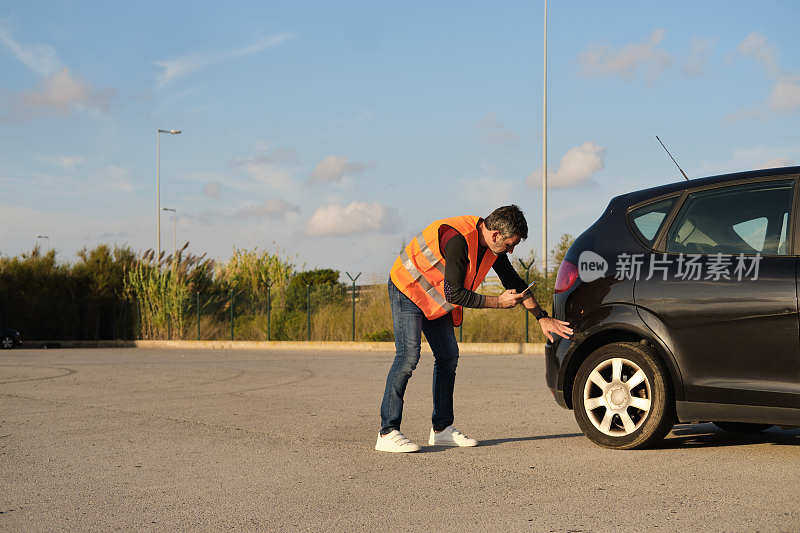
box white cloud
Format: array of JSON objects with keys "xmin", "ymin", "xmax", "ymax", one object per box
[
  {"xmin": 306, "ymin": 202, "xmax": 398, "ymax": 236},
  {"xmin": 155, "ymin": 33, "xmax": 294, "ymax": 87},
  {"xmin": 477, "ymin": 112, "xmax": 518, "ymax": 145},
  {"xmin": 309, "ymin": 155, "xmax": 368, "ymax": 184},
  {"xmin": 0, "ymin": 26, "xmax": 114, "ymax": 121},
  {"xmin": 738, "ymin": 32, "xmax": 779, "ymax": 77},
  {"xmin": 232, "ymin": 199, "xmax": 299, "ymax": 219},
  {"xmin": 183, "ymin": 198, "xmax": 300, "ymax": 225},
  {"xmin": 760, "ymin": 158, "xmax": 795, "ymax": 169},
  {"xmin": 0, "ymin": 24, "xmax": 60, "ymax": 76},
  {"xmin": 40, "ymin": 154, "xmax": 85, "ymax": 169},
  {"xmin": 697, "ymin": 145, "xmax": 800, "ymax": 175},
  {"xmin": 769, "ymin": 79, "xmax": 800, "ymax": 112},
  {"xmin": 230, "ymin": 146, "xmax": 300, "ymax": 190},
  {"xmin": 682, "ymin": 38, "xmax": 714, "ymax": 78},
  {"xmin": 16, "ymin": 68, "xmax": 113, "ymax": 115},
  {"xmin": 527, "ymin": 142, "xmax": 606, "ymax": 189},
  {"xmin": 579, "ymin": 29, "xmax": 672, "ymax": 84},
  {"xmin": 732, "ymin": 32, "xmax": 800, "ymax": 117}
]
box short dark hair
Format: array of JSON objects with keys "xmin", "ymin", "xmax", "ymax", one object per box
[{"xmin": 485, "ymin": 205, "xmax": 528, "ymax": 240}]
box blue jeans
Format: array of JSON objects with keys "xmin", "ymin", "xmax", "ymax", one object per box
[{"xmin": 380, "ymin": 279, "xmax": 459, "ymax": 434}]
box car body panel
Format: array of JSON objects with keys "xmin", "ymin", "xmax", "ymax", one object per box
[
  {"xmin": 546, "ymin": 302, "xmax": 685, "ymax": 409},
  {"xmin": 636, "ymin": 255, "xmax": 799, "ymax": 408}
]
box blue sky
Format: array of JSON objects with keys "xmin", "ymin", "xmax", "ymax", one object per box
[{"xmin": 2, "ymin": 1, "xmax": 799, "ymax": 281}]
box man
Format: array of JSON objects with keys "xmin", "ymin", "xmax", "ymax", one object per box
[{"xmin": 376, "ymin": 205, "xmax": 573, "ymax": 453}]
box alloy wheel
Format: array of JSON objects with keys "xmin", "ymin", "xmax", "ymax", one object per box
[{"xmin": 583, "ymin": 357, "xmax": 652, "ymax": 437}]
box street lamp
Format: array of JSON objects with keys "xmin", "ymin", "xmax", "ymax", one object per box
[
  {"xmin": 156, "ymin": 128, "xmax": 181, "ymax": 260},
  {"xmin": 542, "ymin": 0, "xmax": 548, "ymax": 279},
  {"xmin": 162, "ymin": 208, "xmax": 177, "ymax": 257}
]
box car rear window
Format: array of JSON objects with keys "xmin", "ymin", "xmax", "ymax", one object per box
[{"xmin": 629, "ymin": 198, "xmax": 677, "ymax": 245}]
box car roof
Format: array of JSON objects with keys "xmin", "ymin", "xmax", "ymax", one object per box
[{"xmin": 615, "ymin": 165, "xmax": 800, "ymax": 207}]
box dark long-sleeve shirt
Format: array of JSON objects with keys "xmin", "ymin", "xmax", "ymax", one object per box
[{"xmin": 439, "ymin": 225, "xmax": 527, "ymax": 308}]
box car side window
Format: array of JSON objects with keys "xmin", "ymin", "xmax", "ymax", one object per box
[
  {"xmin": 629, "ymin": 198, "xmax": 676, "ymax": 245},
  {"xmin": 665, "ymin": 179, "xmax": 794, "ymax": 256}
]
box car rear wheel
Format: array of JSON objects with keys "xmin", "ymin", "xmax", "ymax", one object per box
[
  {"xmin": 1, "ymin": 336, "xmax": 14, "ymax": 349},
  {"xmin": 572, "ymin": 342, "xmax": 674, "ymax": 449},
  {"xmin": 713, "ymin": 422, "xmax": 773, "ymax": 433}
]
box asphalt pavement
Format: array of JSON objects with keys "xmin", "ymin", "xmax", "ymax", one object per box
[{"xmin": 1, "ymin": 348, "xmax": 799, "ymax": 532}]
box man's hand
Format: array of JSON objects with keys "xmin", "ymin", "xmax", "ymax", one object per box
[
  {"xmin": 538, "ymin": 317, "xmax": 573, "ymax": 343},
  {"xmin": 497, "ymin": 289, "xmax": 527, "ymax": 309}
]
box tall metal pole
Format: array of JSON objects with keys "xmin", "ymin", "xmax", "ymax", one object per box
[
  {"xmin": 345, "ymin": 272, "xmax": 361, "ymax": 341},
  {"xmin": 542, "ymin": 0, "xmax": 548, "ymax": 279},
  {"xmin": 230, "ymin": 289, "xmax": 234, "ymax": 341},
  {"xmin": 518, "ymin": 259, "xmax": 533, "ymax": 343},
  {"xmin": 155, "ymin": 129, "xmax": 181, "ymax": 261},
  {"xmin": 266, "ymin": 283, "xmax": 271, "ymax": 341},
  {"xmin": 162, "ymin": 208, "xmax": 177, "ymax": 258},
  {"xmin": 156, "ymin": 130, "xmax": 161, "ymax": 259},
  {"xmin": 306, "ymin": 284, "xmax": 311, "ymax": 341}
]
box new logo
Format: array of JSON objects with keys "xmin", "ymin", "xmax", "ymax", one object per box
[{"xmin": 578, "ymin": 251, "xmax": 608, "ymax": 282}]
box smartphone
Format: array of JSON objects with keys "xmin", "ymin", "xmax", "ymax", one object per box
[{"xmin": 518, "ymin": 280, "xmax": 537, "ymax": 296}]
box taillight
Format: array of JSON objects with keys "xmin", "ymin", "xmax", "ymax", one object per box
[{"xmin": 554, "ymin": 260, "xmax": 578, "ymax": 294}]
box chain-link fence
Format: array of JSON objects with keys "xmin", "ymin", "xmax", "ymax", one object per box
[
  {"xmin": 1, "ymin": 243, "xmax": 566, "ymax": 344},
  {"xmin": 3, "ymin": 281, "xmax": 551, "ymax": 344}
]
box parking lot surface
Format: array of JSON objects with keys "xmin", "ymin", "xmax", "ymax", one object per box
[{"xmin": 2, "ymin": 348, "xmax": 799, "ymax": 532}]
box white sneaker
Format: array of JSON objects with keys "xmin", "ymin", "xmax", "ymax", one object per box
[
  {"xmin": 429, "ymin": 425, "xmax": 478, "ymax": 447},
  {"xmin": 375, "ymin": 430, "xmax": 421, "ymax": 453}
]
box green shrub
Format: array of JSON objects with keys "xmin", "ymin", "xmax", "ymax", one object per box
[{"xmin": 365, "ymin": 329, "xmax": 394, "ymax": 342}]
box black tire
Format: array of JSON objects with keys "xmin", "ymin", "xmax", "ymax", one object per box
[
  {"xmin": 713, "ymin": 421, "xmax": 772, "ymax": 433},
  {"xmin": 572, "ymin": 342, "xmax": 675, "ymax": 450},
  {"xmin": 1, "ymin": 336, "xmax": 14, "ymax": 350}
]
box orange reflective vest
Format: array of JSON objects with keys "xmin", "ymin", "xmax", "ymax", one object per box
[{"xmin": 389, "ymin": 215, "xmax": 497, "ymax": 327}]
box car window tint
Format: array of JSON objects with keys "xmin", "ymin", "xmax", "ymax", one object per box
[
  {"xmin": 629, "ymin": 198, "xmax": 676, "ymax": 244},
  {"xmin": 666, "ymin": 179, "xmax": 794, "ymax": 255}
]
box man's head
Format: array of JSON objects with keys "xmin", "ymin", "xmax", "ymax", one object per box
[{"xmin": 483, "ymin": 205, "xmax": 527, "ymax": 255}]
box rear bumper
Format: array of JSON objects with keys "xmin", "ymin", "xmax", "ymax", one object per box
[{"xmin": 545, "ymin": 337, "xmax": 572, "ymax": 409}]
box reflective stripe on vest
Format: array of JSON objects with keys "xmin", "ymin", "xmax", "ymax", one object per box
[
  {"xmin": 398, "ymin": 247, "xmax": 452, "ymax": 312},
  {"xmin": 389, "ymin": 215, "xmax": 496, "ymax": 326}
]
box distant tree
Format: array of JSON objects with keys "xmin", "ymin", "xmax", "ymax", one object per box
[
  {"xmin": 285, "ymin": 269, "xmax": 343, "ymax": 312},
  {"xmin": 551, "ymin": 234, "xmax": 574, "ymax": 267}
]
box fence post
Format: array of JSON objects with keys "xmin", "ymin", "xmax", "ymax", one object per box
[
  {"xmin": 518, "ymin": 259, "xmax": 533, "ymax": 343},
  {"xmin": 345, "ymin": 272, "xmax": 361, "ymax": 341},
  {"xmin": 306, "ymin": 284, "xmax": 311, "ymax": 341},
  {"xmin": 196, "ymin": 291, "xmax": 200, "ymax": 340},
  {"xmin": 230, "ymin": 289, "xmax": 235, "ymax": 341},
  {"xmin": 266, "ymin": 282, "xmax": 271, "ymax": 341}
]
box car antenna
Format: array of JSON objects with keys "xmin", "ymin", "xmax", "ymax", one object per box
[{"xmin": 655, "ymin": 135, "xmax": 689, "ymax": 181}]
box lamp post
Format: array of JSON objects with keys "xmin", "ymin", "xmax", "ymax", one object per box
[
  {"xmin": 162, "ymin": 208, "xmax": 177, "ymax": 257},
  {"xmin": 156, "ymin": 128, "xmax": 181, "ymax": 260},
  {"xmin": 542, "ymin": 0, "xmax": 548, "ymax": 279}
]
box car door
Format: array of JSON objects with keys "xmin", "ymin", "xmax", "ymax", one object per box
[{"xmin": 635, "ymin": 177, "xmax": 800, "ymax": 410}]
